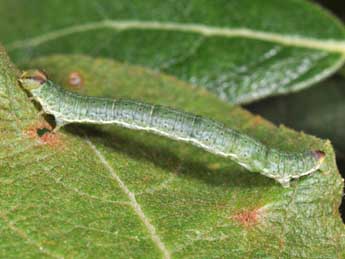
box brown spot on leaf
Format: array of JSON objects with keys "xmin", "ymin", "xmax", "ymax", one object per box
[
  {"xmin": 279, "ymin": 238, "xmax": 285, "ymax": 249},
  {"xmin": 253, "ymin": 115, "xmax": 265, "ymax": 126},
  {"xmin": 68, "ymin": 71, "xmax": 84, "ymax": 88},
  {"xmin": 25, "ymin": 121, "xmax": 62, "ymax": 147},
  {"xmin": 231, "ymin": 208, "xmax": 260, "ymax": 228},
  {"xmin": 142, "ymin": 175, "xmax": 152, "ymax": 183}
]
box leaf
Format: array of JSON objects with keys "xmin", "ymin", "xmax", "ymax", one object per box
[
  {"xmin": 246, "ymin": 74, "xmax": 345, "ymax": 224},
  {"xmin": 1, "ymin": 48, "xmax": 344, "ymax": 258},
  {"xmin": 247, "ymin": 76, "xmax": 345, "ymax": 157},
  {"xmin": 1, "ymin": 0, "xmax": 345, "ymax": 104}
]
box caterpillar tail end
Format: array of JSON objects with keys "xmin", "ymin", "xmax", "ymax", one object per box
[
  {"xmin": 312, "ymin": 150, "xmax": 326, "ymax": 165},
  {"xmin": 275, "ymin": 150, "xmax": 326, "ymax": 188}
]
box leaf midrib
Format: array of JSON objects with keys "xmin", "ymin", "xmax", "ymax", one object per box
[
  {"xmin": 6, "ymin": 20, "xmax": 345, "ymax": 54},
  {"xmin": 84, "ymin": 136, "xmax": 171, "ymax": 259}
]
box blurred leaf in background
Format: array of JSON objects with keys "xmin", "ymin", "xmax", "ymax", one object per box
[{"xmin": 1, "ymin": 0, "xmax": 345, "ymax": 104}]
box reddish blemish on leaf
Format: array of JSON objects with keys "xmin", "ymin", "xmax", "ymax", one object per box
[
  {"xmin": 252, "ymin": 115, "xmax": 265, "ymax": 127},
  {"xmin": 231, "ymin": 208, "xmax": 260, "ymax": 227},
  {"xmin": 142, "ymin": 175, "xmax": 151, "ymax": 183},
  {"xmin": 68, "ymin": 71, "xmax": 84, "ymax": 88},
  {"xmin": 279, "ymin": 238, "xmax": 285, "ymax": 249},
  {"xmin": 25, "ymin": 121, "xmax": 62, "ymax": 147}
]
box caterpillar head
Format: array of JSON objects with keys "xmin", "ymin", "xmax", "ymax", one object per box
[{"xmin": 19, "ymin": 70, "xmax": 48, "ymax": 91}]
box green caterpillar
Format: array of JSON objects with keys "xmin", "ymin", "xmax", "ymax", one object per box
[{"xmin": 19, "ymin": 70, "xmax": 325, "ymax": 187}]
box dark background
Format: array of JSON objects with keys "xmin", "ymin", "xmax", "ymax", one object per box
[{"xmin": 316, "ymin": 0, "xmax": 345, "ymax": 21}]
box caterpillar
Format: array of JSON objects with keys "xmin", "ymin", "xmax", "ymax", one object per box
[{"xmin": 19, "ymin": 70, "xmax": 325, "ymax": 187}]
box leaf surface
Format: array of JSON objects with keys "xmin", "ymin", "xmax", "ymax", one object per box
[
  {"xmin": 1, "ymin": 49, "xmax": 344, "ymax": 258},
  {"xmin": 2, "ymin": 0, "xmax": 345, "ymax": 103}
]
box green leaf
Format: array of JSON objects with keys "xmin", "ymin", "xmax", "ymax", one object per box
[
  {"xmin": 247, "ymin": 76, "xmax": 345, "ymax": 157},
  {"xmin": 2, "ymin": 0, "xmax": 345, "ymax": 104},
  {"xmin": 2, "ymin": 48, "xmax": 344, "ymax": 258}
]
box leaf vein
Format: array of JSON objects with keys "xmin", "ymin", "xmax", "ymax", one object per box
[
  {"xmin": 84, "ymin": 136, "xmax": 171, "ymax": 259},
  {"xmin": 47, "ymin": 173, "xmax": 131, "ymax": 206},
  {"xmin": 0, "ymin": 211, "xmax": 64, "ymax": 259},
  {"xmin": 6, "ymin": 20, "xmax": 345, "ymax": 54}
]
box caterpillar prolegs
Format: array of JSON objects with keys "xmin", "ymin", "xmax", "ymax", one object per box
[{"xmin": 19, "ymin": 70, "xmax": 325, "ymax": 187}]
